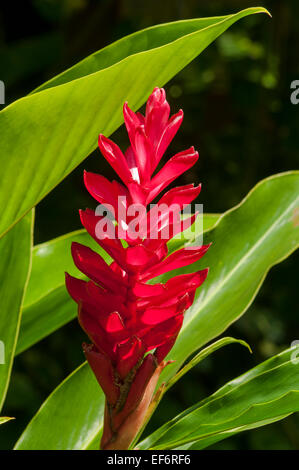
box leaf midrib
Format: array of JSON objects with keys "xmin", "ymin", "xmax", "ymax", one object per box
[
  {"xmin": 146, "ymin": 356, "xmax": 297, "ymax": 448},
  {"xmin": 152, "ymin": 389, "xmax": 299, "ymax": 449}
]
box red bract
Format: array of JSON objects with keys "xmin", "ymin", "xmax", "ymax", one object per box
[{"xmin": 65, "ymin": 87, "xmax": 210, "ymax": 449}]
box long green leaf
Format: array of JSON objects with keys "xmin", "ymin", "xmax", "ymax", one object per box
[
  {"xmin": 176, "ymin": 414, "xmax": 292, "ymax": 450},
  {"xmin": 14, "ymin": 363, "xmax": 104, "ymax": 450},
  {"xmin": 17, "ymin": 214, "xmax": 219, "ymax": 354},
  {"xmin": 0, "ymin": 7, "xmax": 269, "ymax": 240},
  {"xmin": 0, "ymin": 211, "xmax": 33, "ymax": 411},
  {"xmin": 15, "ymin": 172, "xmax": 299, "ymax": 450},
  {"xmin": 138, "ymin": 348, "xmax": 299, "ymax": 449}
]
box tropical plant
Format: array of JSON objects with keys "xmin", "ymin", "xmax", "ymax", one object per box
[{"xmin": 0, "ymin": 6, "xmax": 298, "ymax": 450}]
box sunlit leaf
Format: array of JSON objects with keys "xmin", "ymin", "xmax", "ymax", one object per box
[
  {"xmin": 0, "ymin": 417, "xmax": 14, "ymax": 425},
  {"xmin": 138, "ymin": 348, "xmax": 299, "ymax": 449},
  {"xmin": 0, "ymin": 7, "xmax": 269, "ymax": 240},
  {"xmin": 0, "ymin": 212, "xmax": 33, "ymax": 411},
  {"xmin": 14, "ymin": 363, "xmax": 104, "ymax": 450}
]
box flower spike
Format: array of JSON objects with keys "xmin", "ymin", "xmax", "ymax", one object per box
[{"xmin": 66, "ymin": 87, "xmax": 210, "ymax": 449}]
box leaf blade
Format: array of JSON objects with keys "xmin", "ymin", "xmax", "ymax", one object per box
[
  {"xmin": 138, "ymin": 348, "xmax": 299, "ymax": 449},
  {"xmin": 0, "ymin": 7, "xmax": 270, "ymax": 239},
  {"xmin": 0, "ymin": 417, "xmax": 14, "ymax": 425},
  {"xmin": 0, "ymin": 211, "xmax": 34, "ymax": 411},
  {"xmin": 14, "ymin": 363, "xmax": 104, "ymax": 450}
]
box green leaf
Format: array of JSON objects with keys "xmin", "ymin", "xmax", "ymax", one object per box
[
  {"xmin": 0, "ymin": 211, "xmax": 34, "ymax": 411},
  {"xmin": 14, "ymin": 363, "xmax": 105, "ymax": 450},
  {"xmin": 176, "ymin": 414, "xmax": 292, "ymax": 450},
  {"xmin": 0, "ymin": 7, "xmax": 269, "ymax": 240},
  {"xmin": 164, "ymin": 337, "xmax": 251, "ymax": 393},
  {"xmin": 15, "ymin": 172, "xmax": 298, "ymax": 450},
  {"xmin": 0, "ymin": 417, "xmax": 14, "ymax": 425},
  {"xmin": 17, "ymin": 214, "xmax": 219, "ymax": 354},
  {"xmin": 137, "ymin": 348, "xmax": 299, "ymax": 449},
  {"xmin": 158, "ymin": 171, "xmax": 299, "ymax": 386},
  {"xmin": 167, "ymin": 213, "xmax": 220, "ymax": 254},
  {"xmin": 197, "ymin": 213, "xmax": 220, "ymax": 233}
]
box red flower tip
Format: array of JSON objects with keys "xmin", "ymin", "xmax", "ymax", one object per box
[{"xmin": 66, "ymin": 87, "xmax": 210, "ymax": 449}]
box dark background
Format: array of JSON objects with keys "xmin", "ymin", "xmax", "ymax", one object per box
[{"xmin": 0, "ymin": 0, "xmax": 298, "ymax": 449}]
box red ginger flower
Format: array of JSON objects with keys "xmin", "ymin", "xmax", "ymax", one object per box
[{"xmin": 65, "ymin": 87, "xmax": 210, "ymax": 449}]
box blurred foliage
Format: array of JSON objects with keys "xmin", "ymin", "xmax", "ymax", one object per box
[{"xmin": 0, "ymin": 0, "xmax": 298, "ymax": 449}]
